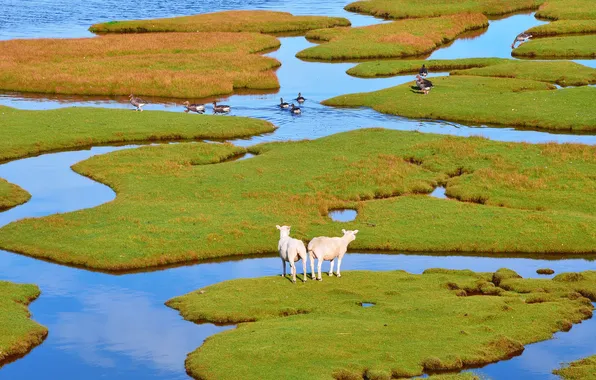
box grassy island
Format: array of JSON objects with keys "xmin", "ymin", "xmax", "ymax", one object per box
[
  {"xmin": 0, "ymin": 129, "xmax": 595, "ymax": 271},
  {"xmin": 554, "ymin": 355, "xmax": 596, "ymax": 379},
  {"xmin": 526, "ymin": 20, "xmax": 596, "ymax": 37},
  {"xmin": 0, "ymin": 32, "xmax": 281, "ymax": 98},
  {"xmin": 89, "ymin": 10, "xmax": 350, "ymax": 34},
  {"xmin": 0, "ymin": 179, "xmax": 30, "ymax": 211},
  {"xmin": 0, "ymin": 281, "xmax": 47, "ymax": 367},
  {"xmin": 167, "ymin": 269, "xmax": 595, "ymax": 380},
  {"xmin": 323, "ymin": 76, "xmax": 596, "ymax": 131},
  {"xmin": 512, "ymin": 35, "xmax": 596, "ymax": 59},
  {"xmin": 296, "ymin": 13, "xmax": 488, "ymax": 60},
  {"xmin": 346, "ymin": 58, "xmax": 508, "ymax": 77}
]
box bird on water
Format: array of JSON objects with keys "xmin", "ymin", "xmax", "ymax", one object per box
[
  {"xmin": 129, "ymin": 94, "xmax": 147, "ymax": 112},
  {"xmin": 182, "ymin": 101, "xmax": 205, "ymax": 114},
  {"xmin": 511, "ymin": 32, "xmax": 532, "ymax": 49},
  {"xmin": 212, "ymin": 101, "xmax": 231, "ymax": 114}
]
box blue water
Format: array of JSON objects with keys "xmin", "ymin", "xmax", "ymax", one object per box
[{"xmin": 328, "ymin": 209, "xmax": 358, "ymax": 222}]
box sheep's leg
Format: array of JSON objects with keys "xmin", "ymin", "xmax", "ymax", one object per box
[
  {"xmin": 328, "ymin": 259, "xmax": 335, "ymax": 277},
  {"xmin": 309, "ymin": 252, "xmax": 316, "ymax": 280},
  {"xmin": 302, "ymin": 257, "xmax": 307, "ymax": 282},
  {"xmin": 317, "ymin": 259, "xmax": 323, "ymax": 281},
  {"xmin": 281, "ymin": 258, "xmax": 286, "ymax": 277},
  {"xmin": 336, "ymin": 257, "xmax": 343, "ymax": 278},
  {"xmin": 290, "ymin": 261, "xmax": 296, "ymax": 283}
]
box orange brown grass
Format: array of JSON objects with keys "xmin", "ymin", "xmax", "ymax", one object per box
[{"xmin": 0, "ymin": 32, "xmax": 281, "ymax": 98}]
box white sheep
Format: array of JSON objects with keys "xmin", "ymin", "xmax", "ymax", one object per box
[
  {"xmin": 276, "ymin": 225, "xmax": 308, "ymax": 283},
  {"xmin": 308, "ymin": 229, "xmax": 359, "ymax": 281}
]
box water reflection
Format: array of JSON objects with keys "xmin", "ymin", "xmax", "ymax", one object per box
[{"xmin": 329, "ymin": 209, "xmax": 358, "ymax": 222}]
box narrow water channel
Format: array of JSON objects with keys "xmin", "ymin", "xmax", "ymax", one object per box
[{"xmin": 0, "ymin": 2, "xmax": 595, "ymax": 379}]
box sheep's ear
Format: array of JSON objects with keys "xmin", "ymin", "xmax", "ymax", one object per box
[
  {"xmin": 342, "ymin": 229, "xmax": 346, "ymax": 234},
  {"xmin": 276, "ymin": 225, "xmax": 281, "ymax": 230},
  {"xmin": 353, "ymin": 230, "xmax": 359, "ymax": 234}
]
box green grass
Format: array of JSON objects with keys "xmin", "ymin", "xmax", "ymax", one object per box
[
  {"xmin": 0, "ymin": 129, "xmax": 595, "ymax": 271},
  {"xmin": 450, "ymin": 61, "xmax": 596, "ymax": 87},
  {"xmin": 0, "ymin": 106, "xmax": 276, "ymax": 163},
  {"xmin": 535, "ymin": 0, "xmax": 596, "ymax": 20},
  {"xmin": 323, "ymin": 76, "xmax": 596, "ymax": 131},
  {"xmin": 166, "ymin": 269, "xmax": 595, "ymax": 380},
  {"xmin": 344, "ymin": 0, "xmax": 542, "ymax": 19},
  {"xmin": 0, "ymin": 178, "xmax": 30, "ymax": 211},
  {"xmin": 554, "ymin": 355, "xmax": 596, "ymax": 379},
  {"xmin": 89, "ymin": 10, "xmax": 350, "ymax": 34},
  {"xmin": 296, "ymin": 13, "xmax": 488, "ymax": 60},
  {"xmin": 512, "ymin": 35, "xmax": 596, "ymax": 58},
  {"xmin": 526, "ymin": 20, "xmax": 596, "ymax": 37},
  {"xmin": 347, "ymin": 58, "xmax": 508, "ymax": 77},
  {"xmin": 0, "ymin": 281, "xmax": 47, "ymax": 366}
]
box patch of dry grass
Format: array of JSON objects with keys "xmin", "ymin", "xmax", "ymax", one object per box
[
  {"xmin": 0, "ymin": 178, "xmax": 30, "ymax": 211},
  {"xmin": 90, "ymin": 10, "xmax": 350, "ymax": 34},
  {"xmin": 296, "ymin": 13, "xmax": 488, "ymax": 60},
  {"xmin": 0, "ymin": 32, "xmax": 281, "ymax": 98}
]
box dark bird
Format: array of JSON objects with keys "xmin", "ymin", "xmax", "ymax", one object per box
[
  {"xmin": 416, "ymin": 75, "xmax": 433, "ymax": 95},
  {"xmin": 419, "ymin": 64, "xmax": 428, "ymax": 77},
  {"xmin": 182, "ymin": 101, "xmax": 205, "ymax": 114},
  {"xmin": 212, "ymin": 101, "xmax": 231, "ymax": 114},
  {"xmin": 129, "ymin": 94, "xmax": 147, "ymax": 112},
  {"xmin": 279, "ymin": 98, "xmax": 290, "ymax": 109},
  {"xmin": 511, "ymin": 32, "xmax": 532, "ymax": 49},
  {"xmin": 295, "ymin": 92, "xmax": 306, "ymax": 103},
  {"xmin": 290, "ymin": 103, "xmax": 301, "ymax": 114}
]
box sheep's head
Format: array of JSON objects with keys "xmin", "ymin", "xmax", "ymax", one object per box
[
  {"xmin": 276, "ymin": 225, "xmax": 291, "ymax": 237},
  {"xmin": 342, "ymin": 229, "xmax": 359, "ymax": 242}
]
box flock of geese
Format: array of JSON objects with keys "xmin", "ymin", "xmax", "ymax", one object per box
[
  {"xmin": 129, "ymin": 32, "xmax": 532, "ymax": 111},
  {"xmin": 128, "ymin": 93, "xmax": 306, "ymax": 114}
]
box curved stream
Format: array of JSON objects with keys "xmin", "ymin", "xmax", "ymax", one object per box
[{"xmin": 1, "ymin": 2, "xmax": 595, "ymax": 379}]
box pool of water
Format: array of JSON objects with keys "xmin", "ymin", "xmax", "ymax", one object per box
[
  {"xmin": 429, "ymin": 186, "xmax": 448, "ymax": 199},
  {"xmin": 328, "ymin": 209, "xmax": 358, "ymax": 222}
]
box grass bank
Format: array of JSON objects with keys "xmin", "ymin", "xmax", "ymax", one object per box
[
  {"xmin": 90, "ymin": 10, "xmax": 350, "ymax": 34},
  {"xmin": 0, "ymin": 178, "xmax": 30, "ymax": 211},
  {"xmin": 0, "ymin": 32, "xmax": 280, "ymax": 98},
  {"xmin": 323, "ymin": 76, "xmax": 596, "ymax": 131},
  {"xmin": 526, "ymin": 20, "xmax": 596, "ymax": 37},
  {"xmin": 167, "ymin": 269, "xmax": 595, "ymax": 380},
  {"xmin": 0, "ymin": 129, "xmax": 595, "ymax": 271},
  {"xmin": 0, "ymin": 106, "xmax": 275, "ymax": 163},
  {"xmin": 535, "ymin": 0, "xmax": 596, "ymax": 21},
  {"xmin": 347, "ymin": 58, "xmax": 508, "ymax": 77},
  {"xmin": 512, "ymin": 35, "xmax": 596, "ymax": 59},
  {"xmin": 344, "ymin": 0, "xmax": 542, "ymax": 20},
  {"xmin": 554, "ymin": 355, "xmax": 596, "ymax": 379},
  {"xmin": 296, "ymin": 13, "xmax": 488, "ymax": 60},
  {"xmin": 0, "ymin": 281, "xmax": 48, "ymax": 367}
]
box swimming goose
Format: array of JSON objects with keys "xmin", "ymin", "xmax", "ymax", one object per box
[
  {"xmin": 129, "ymin": 94, "xmax": 147, "ymax": 112},
  {"xmin": 290, "ymin": 103, "xmax": 301, "ymax": 114},
  {"xmin": 416, "ymin": 75, "xmax": 433, "ymax": 95},
  {"xmin": 182, "ymin": 101, "xmax": 205, "ymax": 114},
  {"xmin": 212, "ymin": 101, "xmax": 231, "ymax": 114},
  {"xmin": 511, "ymin": 32, "xmax": 532, "ymax": 49},
  {"xmin": 419, "ymin": 64, "xmax": 428, "ymax": 77},
  {"xmin": 295, "ymin": 92, "xmax": 306, "ymax": 103},
  {"xmin": 279, "ymin": 98, "xmax": 290, "ymax": 109}
]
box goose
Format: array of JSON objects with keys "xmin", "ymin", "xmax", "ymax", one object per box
[
  {"xmin": 212, "ymin": 101, "xmax": 231, "ymax": 114},
  {"xmin": 415, "ymin": 75, "xmax": 433, "ymax": 95},
  {"xmin": 295, "ymin": 92, "xmax": 306, "ymax": 103},
  {"xmin": 182, "ymin": 101, "xmax": 205, "ymax": 114},
  {"xmin": 511, "ymin": 32, "xmax": 532, "ymax": 49},
  {"xmin": 419, "ymin": 64, "xmax": 428, "ymax": 77},
  {"xmin": 279, "ymin": 98, "xmax": 290, "ymax": 109},
  {"xmin": 290, "ymin": 103, "xmax": 301, "ymax": 114},
  {"xmin": 129, "ymin": 94, "xmax": 147, "ymax": 112}
]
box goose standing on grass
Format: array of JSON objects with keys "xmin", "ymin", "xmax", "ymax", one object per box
[
  {"xmin": 212, "ymin": 101, "xmax": 231, "ymax": 114},
  {"xmin": 295, "ymin": 92, "xmax": 306, "ymax": 103},
  {"xmin": 416, "ymin": 75, "xmax": 433, "ymax": 95},
  {"xmin": 129, "ymin": 94, "xmax": 147, "ymax": 112},
  {"xmin": 419, "ymin": 64, "xmax": 428, "ymax": 77},
  {"xmin": 290, "ymin": 103, "xmax": 301, "ymax": 114},
  {"xmin": 279, "ymin": 98, "xmax": 290, "ymax": 109},
  {"xmin": 182, "ymin": 101, "xmax": 205, "ymax": 114},
  {"xmin": 511, "ymin": 32, "xmax": 532, "ymax": 49}
]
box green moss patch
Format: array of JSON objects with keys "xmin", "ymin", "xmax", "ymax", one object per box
[
  {"xmin": 0, "ymin": 32, "xmax": 281, "ymax": 98},
  {"xmin": 296, "ymin": 13, "xmax": 488, "ymax": 60},
  {"xmin": 0, "ymin": 129, "xmax": 595, "ymax": 271},
  {"xmin": 323, "ymin": 76, "xmax": 596, "ymax": 131},
  {"xmin": 347, "ymin": 58, "xmax": 508, "ymax": 78},
  {"xmin": 0, "ymin": 106, "xmax": 275, "ymax": 163},
  {"xmin": 0, "ymin": 178, "xmax": 30, "ymax": 211},
  {"xmin": 167, "ymin": 269, "xmax": 594, "ymax": 380},
  {"xmin": 89, "ymin": 10, "xmax": 350, "ymax": 34},
  {"xmin": 554, "ymin": 355, "xmax": 596, "ymax": 379},
  {"xmin": 344, "ymin": 0, "xmax": 542, "ymax": 19},
  {"xmin": 512, "ymin": 35, "xmax": 596, "ymax": 59},
  {"xmin": 0, "ymin": 281, "xmax": 47, "ymax": 366}
]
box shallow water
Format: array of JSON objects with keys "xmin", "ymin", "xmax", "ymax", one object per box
[
  {"xmin": 1, "ymin": 1, "xmax": 596, "ymax": 379},
  {"xmin": 328, "ymin": 209, "xmax": 358, "ymax": 222}
]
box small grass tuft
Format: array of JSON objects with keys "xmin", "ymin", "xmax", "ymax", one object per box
[
  {"xmin": 553, "ymin": 355, "xmax": 596, "ymax": 380},
  {"xmin": 0, "ymin": 178, "xmax": 30, "ymax": 211},
  {"xmin": 537, "ymin": 268, "xmax": 555, "ymax": 275}
]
